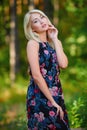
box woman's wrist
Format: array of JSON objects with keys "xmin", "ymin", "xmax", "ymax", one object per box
[
  {"xmin": 51, "ymin": 37, "xmax": 58, "ymax": 43},
  {"xmin": 51, "ymin": 100, "xmax": 59, "ymax": 108},
  {"xmin": 53, "ymin": 39, "xmax": 63, "ymax": 50},
  {"xmin": 52, "ymin": 38, "xmax": 61, "ymax": 45}
]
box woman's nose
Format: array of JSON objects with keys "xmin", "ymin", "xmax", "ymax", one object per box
[{"xmin": 40, "ymin": 19, "xmax": 44, "ymax": 24}]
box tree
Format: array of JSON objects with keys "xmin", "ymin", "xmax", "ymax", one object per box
[
  {"xmin": 28, "ymin": 0, "xmax": 35, "ymax": 10},
  {"xmin": 9, "ymin": 0, "xmax": 19, "ymax": 86}
]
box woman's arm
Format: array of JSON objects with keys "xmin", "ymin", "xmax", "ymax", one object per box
[
  {"xmin": 26, "ymin": 40, "xmax": 64, "ymax": 120},
  {"xmin": 48, "ymin": 25, "xmax": 68, "ymax": 69},
  {"xmin": 53, "ymin": 39, "xmax": 68, "ymax": 69}
]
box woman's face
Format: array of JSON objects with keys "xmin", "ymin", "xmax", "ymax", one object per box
[{"xmin": 30, "ymin": 12, "xmax": 49, "ymax": 34}]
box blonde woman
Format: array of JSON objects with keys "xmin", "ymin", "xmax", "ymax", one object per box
[{"xmin": 24, "ymin": 9, "xmax": 70, "ymax": 130}]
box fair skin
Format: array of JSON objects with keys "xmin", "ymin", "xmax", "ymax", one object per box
[{"xmin": 27, "ymin": 12, "xmax": 68, "ymax": 120}]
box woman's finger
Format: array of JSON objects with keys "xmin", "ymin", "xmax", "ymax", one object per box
[
  {"xmin": 48, "ymin": 26, "xmax": 56, "ymax": 30},
  {"xmin": 57, "ymin": 106, "xmax": 60, "ymax": 115},
  {"xmin": 57, "ymin": 106, "xmax": 64, "ymax": 120},
  {"xmin": 59, "ymin": 108, "xmax": 64, "ymax": 120}
]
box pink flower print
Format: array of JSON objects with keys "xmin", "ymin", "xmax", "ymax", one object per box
[
  {"xmin": 28, "ymin": 107, "xmax": 30, "ymax": 112},
  {"xmin": 49, "ymin": 111, "xmax": 55, "ymax": 117},
  {"xmin": 52, "ymin": 53, "xmax": 57, "ymax": 62},
  {"xmin": 31, "ymin": 100, "xmax": 36, "ymax": 106},
  {"xmin": 34, "ymin": 113, "xmax": 39, "ymax": 118},
  {"xmin": 41, "ymin": 68, "xmax": 47, "ymax": 76},
  {"xmin": 39, "ymin": 112, "xmax": 44, "ymax": 117},
  {"xmin": 33, "ymin": 127, "xmax": 38, "ymax": 130},
  {"xmin": 38, "ymin": 112, "xmax": 45, "ymax": 122},
  {"xmin": 53, "ymin": 87, "xmax": 58, "ymax": 91},
  {"xmin": 53, "ymin": 53, "xmax": 56, "ymax": 59},
  {"xmin": 56, "ymin": 64, "xmax": 58, "ymax": 69},
  {"xmin": 55, "ymin": 75, "xmax": 58, "ymax": 81},
  {"xmin": 48, "ymin": 76, "xmax": 52, "ymax": 80},
  {"xmin": 47, "ymin": 101, "xmax": 53, "ymax": 107},
  {"xmin": 32, "ymin": 95, "xmax": 35, "ymax": 99},
  {"xmin": 58, "ymin": 79, "xmax": 60, "ymax": 82},
  {"xmin": 48, "ymin": 124, "xmax": 56, "ymax": 130},
  {"xmin": 59, "ymin": 87, "xmax": 62, "ymax": 93},
  {"xmin": 41, "ymin": 63, "xmax": 45, "ymax": 68},
  {"xmin": 27, "ymin": 114, "xmax": 30, "ymax": 119},
  {"xmin": 49, "ymin": 87, "xmax": 58, "ymax": 96},
  {"xmin": 52, "ymin": 87, "xmax": 58, "ymax": 96},
  {"xmin": 34, "ymin": 88, "xmax": 39, "ymax": 93},
  {"xmin": 34, "ymin": 112, "xmax": 45, "ymax": 122},
  {"xmin": 49, "ymin": 88, "xmax": 54, "ymax": 96},
  {"xmin": 44, "ymin": 50, "xmax": 49, "ymax": 55},
  {"xmin": 53, "ymin": 92, "xmax": 57, "ymax": 96}
]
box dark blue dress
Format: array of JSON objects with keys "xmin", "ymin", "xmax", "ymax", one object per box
[{"xmin": 26, "ymin": 42, "xmax": 70, "ymax": 130}]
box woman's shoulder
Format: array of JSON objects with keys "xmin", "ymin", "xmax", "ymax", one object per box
[
  {"xmin": 27, "ymin": 39, "xmax": 39, "ymax": 45},
  {"xmin": 27, "ymin": 39, "xmax": 39, "ymax": 50}
]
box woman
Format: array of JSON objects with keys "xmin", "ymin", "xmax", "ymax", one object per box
[{"xmin": 24, "ymin": 9, "xmax": 70, "ymax": 130}]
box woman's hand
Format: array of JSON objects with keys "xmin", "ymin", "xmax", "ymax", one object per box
[
  {"xmin": 52, "ymin": 101, "xmax": 64, "ymax": 120},
  {"xmin": 47, "ymin": 25, "xmax": 58, "ymax": 42}
]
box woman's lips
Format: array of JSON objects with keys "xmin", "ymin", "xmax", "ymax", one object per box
[{"xmin": 42, "ymin": 24, "xmax": 47, "ymax": 28}]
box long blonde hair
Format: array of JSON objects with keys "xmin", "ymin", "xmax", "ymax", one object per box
[{"xmin": 24, "ymin": 9, "xmax": 52, "ymax": 43}]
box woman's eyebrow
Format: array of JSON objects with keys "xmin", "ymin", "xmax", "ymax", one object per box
[
  {"xmin": 32, "ymin": 18, "xmax": 38, "ymax": 22},
  {"xmin": 31, "ymin": 14, "xmax": 41, "ymax": 22}
]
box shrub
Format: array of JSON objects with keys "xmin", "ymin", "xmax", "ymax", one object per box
[{"xmin": 68, "ymin": 93, "xmax": 87, "ymax": 128}]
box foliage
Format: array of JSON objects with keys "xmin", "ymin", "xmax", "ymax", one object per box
[{"xmin": 67, "ymin": 93, "xmax": 87, "ymax": 128}]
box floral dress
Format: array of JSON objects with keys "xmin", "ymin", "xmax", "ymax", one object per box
[{"xmin": 26, "ymin": 42, "xmax": 70, "ymax": 130}]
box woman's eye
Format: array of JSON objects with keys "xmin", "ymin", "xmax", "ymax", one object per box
[
  {"xmin": 33, "ymin": 20, "xmax": 38, "ymax": 23},
  {"xmin": 41, "ymin": 15, "xmax": 44, "ymax": 19}
]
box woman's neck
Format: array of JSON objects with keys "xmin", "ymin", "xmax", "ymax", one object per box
[{"xmin": 39, "ymin": 32, "xmax": 47, "ymax": 42}]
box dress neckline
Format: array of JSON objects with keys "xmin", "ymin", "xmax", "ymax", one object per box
[{"xmin": 43, "ymin": 41, "xmax": 48, "ymax": 44}]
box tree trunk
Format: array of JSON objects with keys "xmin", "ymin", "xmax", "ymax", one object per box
[
  {"xmin": 28, "ymin": 0, "xmax": 35, "ymax": 10},
  {"xmin": 9, "ymin": 0, "xmax": 19, "ymax": 86}
]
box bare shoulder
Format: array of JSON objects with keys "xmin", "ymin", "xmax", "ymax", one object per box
[{"xmin": 27, "ymin": 40, "xmax": 39, "ymax": 50}]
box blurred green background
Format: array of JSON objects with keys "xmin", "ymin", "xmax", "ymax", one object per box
[{"xmin": 0, "ymin": 0, "xmax": 87, "ymax": 129}]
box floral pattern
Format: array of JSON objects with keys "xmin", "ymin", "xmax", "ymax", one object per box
[{"xmin": 26, "ymin": 42, "xmax": 70, "ymax": 130}]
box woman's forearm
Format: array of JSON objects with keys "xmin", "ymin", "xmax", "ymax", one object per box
[
  {"xmin": 53, "ymin": 39, "xmax": 68, "ymax": 68},
  {"xmin": 33, "ymin": 72, "xmax": 55, "ymax": 104}
]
